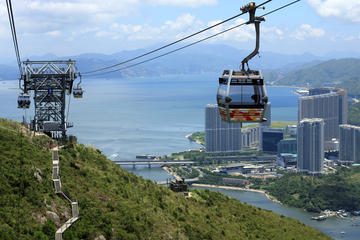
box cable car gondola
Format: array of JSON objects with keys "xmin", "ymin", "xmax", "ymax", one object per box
[
  {"xmin": 17, "ymin": 92, "xmax": 30, "ymax": 109},
  {"xmin": 73, "ymin": 72, "xmax": 83, "ymax": 98},
  {"xmin": 217, "ymin": 2, "xmax": 268, "ymax": 123},
  {"xmin": 217, "ymin": 70, "xmax": 267, "ymax": 122},
  {"xmin": 73, "ymin": 86, "xmax": 83, "ymax": 98}
]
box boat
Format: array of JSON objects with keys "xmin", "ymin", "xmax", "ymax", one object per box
[
  {"xmin": 341, "ymin": 212, "xmax": 351, "ymax": 217},
  {"xmin": 294, "ymin": 88, "xmax": 309, "ymax": 96},
  {"xmin": 311, "ymin": 215, "xmax": 328, "ymax": 221},
  {"xmin": 352, "ymin": 210, "xmax": 360, "ymax": 216}
]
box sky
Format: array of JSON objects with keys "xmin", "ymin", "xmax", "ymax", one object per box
[{"xmin": 0, "ymin": 0, "xmax": 360, "ymax": 62}]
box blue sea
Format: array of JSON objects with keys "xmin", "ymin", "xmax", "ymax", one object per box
[{"xmin": 0, "ymin": 73, "xmax": 298, "ymax": 160}]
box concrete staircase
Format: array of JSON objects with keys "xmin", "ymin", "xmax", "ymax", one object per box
[{"xmin": 51, "ymin": 150, "xmax": 79, "ymax": 240}]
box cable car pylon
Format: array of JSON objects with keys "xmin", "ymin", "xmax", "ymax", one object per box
[{"xmin": 20, "ymin": 60, "xmax": 78, "ymax": 140}]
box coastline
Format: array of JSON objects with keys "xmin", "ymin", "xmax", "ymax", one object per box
[
  {"xmin": 191, "ymin": 183, "xmax": 282, "ymax": 205},
  {"xmin": 268, "ymin": 84, "xmax": 303, "ymax": 89},
  {"xmin": 185, "ymin": 133, "xmax": 203, "ymax": 146},
  {"xmin": 192, "ymin": 183, "xmax": 357, "ymax": 217},
  {"xmin": 162, "ymin": 166, "xmax": 181, "ymax": 180}
]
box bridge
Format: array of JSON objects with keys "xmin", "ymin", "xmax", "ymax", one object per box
[{"xmin": 113, "ymin": 160, "xmax": 195, "ymax": 168}]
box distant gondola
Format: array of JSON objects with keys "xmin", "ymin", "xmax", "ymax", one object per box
[
  {"xmin": 17, "ymin": 92, "xmax": 30, "ymax": 109},
  {"xmin": 73, "ymin": 72, "xmax": 84, "ymax": 98},
  {"xmin": 73, "ymin": 86, "xmax": 83, "ymax": 98},
  {"xmin": 216, "ymin": 2, "xmax": 268, "ymax": 123}
]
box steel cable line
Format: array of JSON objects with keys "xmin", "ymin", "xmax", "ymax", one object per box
[
  {"xmin": 82, "ymin": 0, "xmax": 272, "ymax": 75},
  {"xmin": 6, "ymin": 0, "xmax": 22, "ymax": 75},
  {"xmin": 85, "ymin": 0, "xmax": 300, "ymax": 77}
]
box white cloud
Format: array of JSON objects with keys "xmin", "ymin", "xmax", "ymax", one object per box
[
  {"xmin": 307, "ymin": 0, "xmax": 360, "ymax": 23},
  {"xmin": 45, "ymin": 30, "xmax": 61, "ymax": 36},
  {"xmin": 203, "ymin": 18, "xmax": 285, "ymax": 43},
  {"xmin": 0, "ymin": 0, "xmax": 141, "ymax": 36},
  {"xmin": 0, "ymin": 0, "xmax": 218, "ymax": 38},
  {"xmin": 72, "ymin": 27, "xmax": 99, "ymax": 36},
  {"xmin": 107, "ymin": 14, "xmax": 204, "ymax": 41},
  {"xmin": 147, "ymin": 0, "xmax": 217, "ymax": 8},
  {"xmin": 165, "ymin": 14, "xmax": 199, "ymax": 30},
  {"xmin": 106, "ymin": 16, "xmax": 285, "ymax": 46},
  {"xmin": 343, "ymin": 35, "xmax": 355, "ymax": 41},
  {"xmin": 95, "ymin": 31, "xmax": 114, "ymax": 38},
  {"xmin": 262, "ymin": 26, "xmax": 284, "ymax": 40},
  {"xmin": 291, "ymin": 24, "xmax": 325, "ymax": 40}
]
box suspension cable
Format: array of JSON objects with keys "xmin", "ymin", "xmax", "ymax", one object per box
[
  {"xmin": 6, "ymin": 0, "xmax": 22, "ymax": 75},
  {"xmin": 82, "ymin": 0, "xmax": 272, "ymax": 75},
  {"xmin": 84, "ymin": 0, "xmax": 300, "ymax": 77}
]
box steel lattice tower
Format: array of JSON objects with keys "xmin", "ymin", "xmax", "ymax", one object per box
[{"xmin": 21, "ymin": 60, "xmax": 76, "ymax": 139}]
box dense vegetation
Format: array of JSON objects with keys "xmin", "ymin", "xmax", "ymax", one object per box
[
  {"xmin": 348, "ymin": 102, "xmax": 360, "ymax": 126},
  {"xmin": 0, "ymin": 118, "xmax": 332, "ymax": 239},
  {"xmin": 272, "ymin": 58, "xmax": 360, "ymax": 96},
  {"xmin": 196, "ymin": 169, "xmax": 248, "ymax": 186},
  {"xmin": 169, "ymin": 149, "xmax": 267, "ymax": 165},
  {"xmin": 243, "ymin": 121, "xmax": 296, "ymax": 130},
  {"xmin": 190, "ymin": 132, "xmax": 205, "ymax": 145},
  {"xmin": 172, "ymin": 166, "xmax": 200, "ymax": 179},
  {"xmin": 262, "ymin": 168, "xmax": 360, "ymax": 213}
]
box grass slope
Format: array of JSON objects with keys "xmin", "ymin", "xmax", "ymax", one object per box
[
  {"xmin": 243, "ymin": 121, "xmax": 296, "ymax": 130},
  {"xmin": 0, "ymin": 119, "xmax": 331, "ymax": 240}
]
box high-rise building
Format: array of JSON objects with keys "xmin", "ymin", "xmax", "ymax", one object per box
[
  {"xmin": 298, "ymin": 88, "xmax": 347, "ymax": 149},
  {"xmin": 259, "ymin": 128, "xmax": 284, "ymax": 153},
  {"xmin": 277, "ymin": 138, "xmax": 297, "ymax": 154},
  {"xmin": 205, "ymin": 104, "xmax": 242, "ymax": 153},
  {"xmin": 339, "ymin": 125, "xmax": 360, "ymax": 163},
  {"xmin": 241, "ymin": 127, "xmax": 259, "ymax": 149},
  {"xmin": 260, "ymin": 102, "xmax": 271, "ymax": 128},
  {"xmin": 297, "ymin": 118, "xmax": 324, "ymax": 174}
]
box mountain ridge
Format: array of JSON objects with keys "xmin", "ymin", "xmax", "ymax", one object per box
[
  {"xmin": 0, "ymin": 44, "xmax": 348, "ymax": 80},
  {"xmin": 268, "ymin": 58, "xmax": 360, "ymax": 96}
]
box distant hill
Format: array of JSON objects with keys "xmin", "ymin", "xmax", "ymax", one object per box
[
  {"xmin": 269, "ymin": 58, "xmax": 360, "ymax": 96},
  {"xmin": 3, "ymin": 46, "xmax": 359, "ymax": 95},
  {"xmin": 0, "ymin": 119, "xmax": 331, "ymax": 240},
  {"xmin": 71, "ymin": 45, "xmax": 331, "ymax": 78},
  {"xmin": 1, "ymin": 44, "xmax": 330, "ymax": 80}
]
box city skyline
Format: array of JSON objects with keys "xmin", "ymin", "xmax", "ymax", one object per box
[{"xmin": 298, "ymin": 88, "xmax": 347, "ymax": 150}]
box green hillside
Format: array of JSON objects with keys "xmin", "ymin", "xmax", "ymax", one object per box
[
  {"xmin": 262, "ymin": 168, "xmax": 360, "ymax": 212},
  {"xmin": 0, "ymin": 119, "xmax": 331, "ymax": 240},
  {"xmin": 273, "ymin": 58, "xmax": 360, "ymax": 96},
  {"xmin": 349, "ymin": 102, "xmax": 360, "ymax": 126}
]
